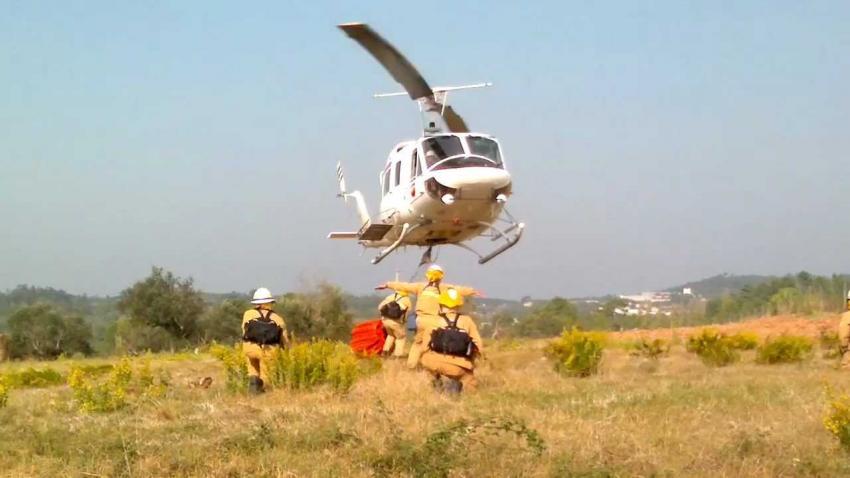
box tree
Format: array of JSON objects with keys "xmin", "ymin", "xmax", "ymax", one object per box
[
  {"xmin": 6, "ymin": 304, "xmax": 93, "ymax": 359},
  {"xmin": 278, "ymin": 283, "xmax": 353, "ymax": 341},
  {"xmin": 197, "ymin": 299, "xmax": 248, "ymax": 344},
  {"xmin": 515, "ymin": 298, "xmax": 579, "ymax": 338},
  {"xmin": 117, "ymin": 267, "xmax": 205, "ymax": 345}
]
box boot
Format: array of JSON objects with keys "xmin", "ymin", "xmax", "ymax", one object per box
[
  {"xmin": 443, "ymin": 378, "xmax": 462, "ymax": 395},
  {"xmin": 431, "ymin": 376, "xmax": 443, "ymax": 390},
  {"xmin": 248, "ymin": 376, "xmax": 265, "ymax": 395}
]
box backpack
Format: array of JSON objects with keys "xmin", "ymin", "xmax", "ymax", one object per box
[
  {"xmin": 380, "ymin": 293, "xmax": 405, "ymax": 320},
  {"xmin": 243, "ymin": 309, "xmax": 283, "ymax": 346},
  {"xmin": 429, "ymin": 313, "xmax": 474, "ymax": 358}
]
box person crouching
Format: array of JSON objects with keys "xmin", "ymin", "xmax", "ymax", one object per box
[
  {"xmin": 416, "ymin": 287, "xmax": 483, "ymax": 394},
  {"xmin": 242, "ymin": 287, "xmax": 289, "ymax": 394},
  {"xmin": 379, "ymin": 291, "xmax": 412, "ymax": 358}
]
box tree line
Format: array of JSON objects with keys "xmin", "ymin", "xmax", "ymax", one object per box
[{"xmin": 1, "ymin": 267, "xmax": 353, "ymax": 360}]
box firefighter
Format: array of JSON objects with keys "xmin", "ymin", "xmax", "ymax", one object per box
[
  {"xmin": 839, "ymin": 291, "xmax": 850, "ymax": 369},
  {"xmin": 378, "ymin": 290, "xmax": 412, "ymax": 357},
  {"xmin": 242, "ymin": 287, "xmax": 289, "ymax": 394},
  {"xmin": 376, "ymin": 264, "xmax": 479, "ymax": 368},
  {"xmin": 415, "ymin": 287, "xmax": 483, "ymax": 394}
]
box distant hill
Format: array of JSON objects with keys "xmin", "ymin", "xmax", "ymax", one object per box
[{"xmin": 665, "ymin": 274, "xmax": 775, "ymax": 299}]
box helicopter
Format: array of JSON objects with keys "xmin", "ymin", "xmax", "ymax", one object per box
[{"xmin": 329, "ymin": 23, "xmax": 524, "ymax": 265}]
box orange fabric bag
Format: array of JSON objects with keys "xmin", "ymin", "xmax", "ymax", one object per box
[{"xmin": 350, "ymin": 319, "xmax": 387, "ymax": 355}]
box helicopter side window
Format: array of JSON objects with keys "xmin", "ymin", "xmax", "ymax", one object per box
[
  {"xmin": 422, "ymin": 136, "xmax": 464, "ymax": 168},
  {"xmin": 394, "ymin": 161, "xmax": 401, "ymax": 187},
  {"xmin": 411, "ymin": 150, "xmax": 422, "ymax": 178},
  {"xmin": 467, "ymin": 136, "xmax": 503, "ymax": 167},
  {"xmin": 382, "ymin": 168, "xmax": 390, "ymax": 195}
]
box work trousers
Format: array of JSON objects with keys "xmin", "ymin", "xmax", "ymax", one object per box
[{"xmin": 382, "ymin": 319, "xmax": 407, "ymax": 357}]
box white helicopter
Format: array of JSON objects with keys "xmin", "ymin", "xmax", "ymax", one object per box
[{"xmin": 329, "ymin": 23, "xmax": 524, "ymax": 265}]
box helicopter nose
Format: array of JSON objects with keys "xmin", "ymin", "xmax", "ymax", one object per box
[{"xmin": 431, "ymin": 167, "xmax": 512, "ymax": 200}]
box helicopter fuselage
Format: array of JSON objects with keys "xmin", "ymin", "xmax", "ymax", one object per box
[{"xmin": 367, "ymin": 132, "xmax": 512, "ymax": 247}]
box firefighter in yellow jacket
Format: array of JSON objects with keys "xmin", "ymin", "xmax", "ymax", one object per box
[
  {"xmin": 415, "ymin": 287, "xmax": 483, "ymax": 394},
  {"xmin": 242, "ymin": 287, "xmax": 289, "ymax": 394},
  {"xmin": 376, "ymin": 264, "xmax": 480, "ymax": 368},
  {"xmin": 839, "ymin": 291, "xmax": 850, "ymax": 369},
  {"xmin": 378, "ymin": 291, "xmax": 412, "ymax": 357}
]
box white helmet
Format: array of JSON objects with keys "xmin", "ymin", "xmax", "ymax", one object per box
[
  {"xmin": 427, "ymin": 264, "xmax": 443, "ymax": 273},
  {"xmin": 251, "ymin": 287, "xmax": 275, "ymax": 305}
]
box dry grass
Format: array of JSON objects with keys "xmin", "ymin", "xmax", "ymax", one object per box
[{"xmin": 1, "ymin": 336, "xmax": 850, "ymax": 477}]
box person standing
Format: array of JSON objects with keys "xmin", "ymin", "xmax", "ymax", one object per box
[{"xmin": 242, "ymin": 287, "xmax": 289, "ymax": 394}]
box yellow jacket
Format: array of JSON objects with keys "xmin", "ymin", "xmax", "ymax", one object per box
[
  {"xmin": 414, "ymin": 312, "xmax": 483, "ymax": 369},
  {"xmin": 385, "ymin": 281, "xmax": 476, "ymax": 318},
  {"xmin": 241, "ymin": 308, "xmax": 290, "ymax": 347},
  {"xmin": 378, "ymin": 293, "xmax": 413, "ymax": 321}
]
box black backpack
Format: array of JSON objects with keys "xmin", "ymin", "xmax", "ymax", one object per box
[
  {"xmin": 429, "ymin": 313, "xmax": 474, "ymax": 357},
  {"xmin": 380, "ymin": 294, "xmax": 405, "ymax": 320},
  {"xmin": 243, "ymin": 309, "xmax": 283, "ymax": 346}
]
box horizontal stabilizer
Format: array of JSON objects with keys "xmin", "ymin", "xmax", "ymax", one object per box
[
  {"xmin": 328, "ymin": 232, "xmax": 359, "ymax": 239},
  {"xmin": 359, "ymin": 223, "xmax": 393, "ymax": 241}
]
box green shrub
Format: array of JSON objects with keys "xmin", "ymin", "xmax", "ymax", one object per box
[
  {"xmin": 756, "ymin": 335, "xmax": 813, "ymax": 364},
  {"xmin": 0, "ymin": 367, "xmax": 65, "ymax": 389},
  {"xmin": 210, "ymin": 343, "xmax": 249, "ymax": 394},
  {"xmin": 820, "ymin": 330, "xmax": 842, "ymax": 359},
  {"xmin": 68, "ymin": 358, "xmax": 132, "ymax": 412},
  {"xmin": 630, "ymin": 338, "xmax": 669, "ymax": 360},
  {"xmin": 0, "ymin": 383, "xmax": 8, "ymax": 408},
  {"xmin": 686, "ymin": 329, "xmax": 740, "ymax": 367},
  {"xmin": 67, "ymin": 358, "xmax": 170, "ymax": 412},
  {"xmin": 728, "ymin": 332, "xmax": 760, "ymax": 350},
  {"xmin": 544, "ymin": 328, "xmax": 606, "ymax": 377},
  {"xmin": 266, "ymin": 340, "xmax": 371, "ymax": 393},
  {"xmin": 824, "ymin": 387, "xmax": 850, "ymax": 452}
]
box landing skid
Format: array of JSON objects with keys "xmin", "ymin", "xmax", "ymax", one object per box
[
  {"xmin": 452, "ymin": 212, "xmax": 525, "ymax": 264},
  {"xmin": 371, "ymin": 223, "xmax": 420, "ymax": 264}
]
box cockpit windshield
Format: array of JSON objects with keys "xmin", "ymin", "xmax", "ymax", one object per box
[
  {"xmin": 422, "ymin": 136, "xmax": 465, "ymax": 168},
  {"xmin": 421, "ymin": 135, "xmax": 504, "ymax": 171},
  {"xmin": 467, "ymin": 136, "xmax": 502, "ymax": 166}
]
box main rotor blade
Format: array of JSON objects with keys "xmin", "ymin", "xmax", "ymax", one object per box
[
  {"xmin": 338, "ymin": 23, "xmax": 433, "ymax": 100},
  {"xmin": 442, "ymin": 104, "xmax": 469, "ymax": 133}
]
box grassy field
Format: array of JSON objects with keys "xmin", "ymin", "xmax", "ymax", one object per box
[{"xmin": 2, "ymin": 322, "xmax": 850, "ymax": 477}]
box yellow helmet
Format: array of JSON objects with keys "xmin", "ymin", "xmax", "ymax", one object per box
[
  {"xmin": 425, "ymin": 264, "xmax": 444, "ymax": 282},
  {"xmin": 439, "ymin": 287, "xmax": 464, "ymax": 309}
]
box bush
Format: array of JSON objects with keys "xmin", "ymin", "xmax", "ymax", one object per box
[
  {"xmin": 630, "ymin": 338, "xmax": 669, "ymax": 360},
  {"xmin": 824, "ymin": 387, "xmax": 850, "ymax": 451},
  {"xmin": 544, "ymin": 328, "xmax": 606, "ymax": 377},
  {"xmin": 68, "ymin": 358, "xmax": 132, "ymax": 412},
  {"xmin": 0, "ymin": 367, "xmax": 64, "ymax": 389},
  {"xmin": 67, "ymin": 358, "xmax": 169, "ymax": 412},
  {"xmin": 686, "ymin": 329, "xmax": 740, "ymax": 367},
  {"xmin": 756, "ymin": 335, "xmax": 813, "ymax": 364},
  {"xmin": 0, "ymin": 383, "xmax": 7, "ymax": 408},
  {"xmin": 210, "ymin": 343, "xmax": 249, "ymax": 394},
  {"xmin": 820, "ymin": 330, "xmax": 842, "ymax": 359},
  {"xmin": 6, "ymin": 304, "xmax": 93, "ymax": 359},
  {"xmin": 266, "ymin": 340, "xmax": 370, "ymax": 393},
  {"xmin": 728, "ymin": 332, "xmax": 760, "ymax": 350}
]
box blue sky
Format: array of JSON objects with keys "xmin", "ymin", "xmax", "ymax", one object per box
[{"xmin": 2, "ymin": 1, "xmax": 849, "ymax": 299}]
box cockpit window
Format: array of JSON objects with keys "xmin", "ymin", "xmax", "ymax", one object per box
[
  {"xmin": 467, "ymin": 136, "xmax": 502, "ymax": 166},
  {"xmin": 422, "ymin": 136, "xmax": 465, "ymax": 168}
]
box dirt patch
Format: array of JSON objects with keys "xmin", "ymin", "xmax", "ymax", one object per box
[{"xmin": 613, "ymin": 313, "xmax": 840, "ymax": 342}]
